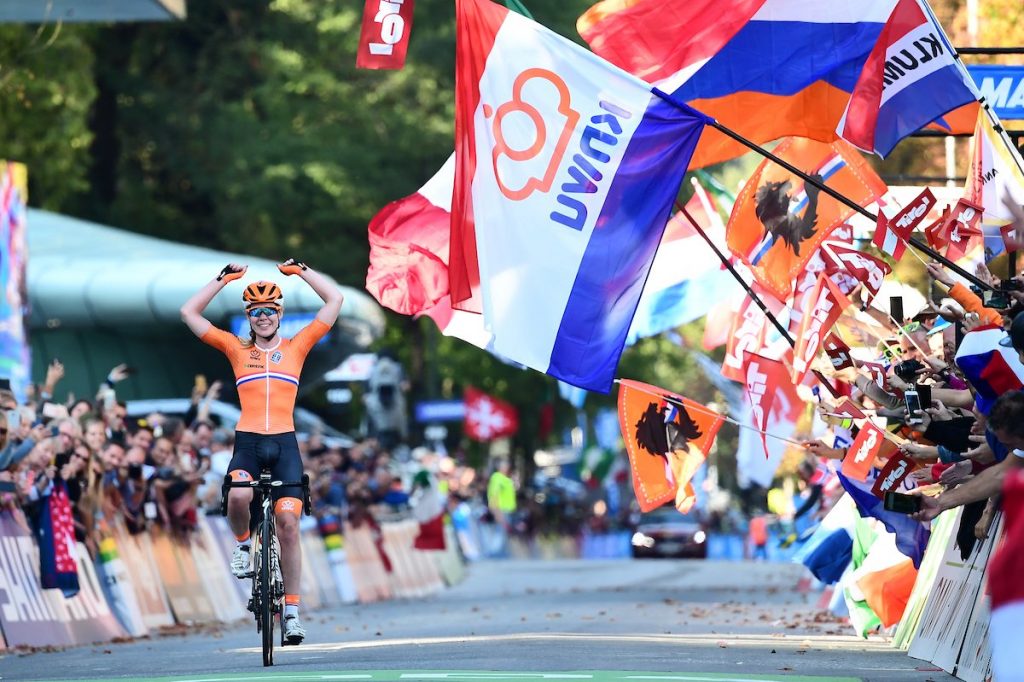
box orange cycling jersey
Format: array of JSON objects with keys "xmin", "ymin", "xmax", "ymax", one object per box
[{"xmin": 201, "ymin": 320, "xmax": 330, "ymax": 434}]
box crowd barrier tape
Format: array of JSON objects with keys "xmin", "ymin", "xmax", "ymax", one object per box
[
  {"xmin": 343, "ymin": 522, "xmax": 394, "ymax": 603},
  {"xmin": 907, "ymin": 508, "xmax": 1002, "ymax": 681}
]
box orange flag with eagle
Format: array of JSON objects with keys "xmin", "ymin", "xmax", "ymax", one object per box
[
  {"xmin": 727, "ymin": 138, "xmax": 887, "ymax": 301},
  {"xmin": 618, "ymin": 379, "xmax": 724, "ymax": 513}
]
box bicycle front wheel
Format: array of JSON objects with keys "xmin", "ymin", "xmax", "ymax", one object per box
[{"xmin": 260, "ymin": 512, "xmax": 274, "ymax": 667}]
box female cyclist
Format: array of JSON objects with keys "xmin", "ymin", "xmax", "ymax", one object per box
[{"xmin": 180, "ymin": 258, "xmax": 343, "ymax": 645}]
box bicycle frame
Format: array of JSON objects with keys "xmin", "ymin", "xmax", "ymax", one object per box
[{"xmin": 221, "ymin": 470, "xmax": 311, "ymax": 666}]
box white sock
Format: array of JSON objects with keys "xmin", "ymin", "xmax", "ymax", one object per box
[
  {"xmin": 236, "ymin": 538, "xmax": 250, "ymax": 549},
  {"xmin": 284, "ymin": 604, "xmax": 298, "ymax": 619}
]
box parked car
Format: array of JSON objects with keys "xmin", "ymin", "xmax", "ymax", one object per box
[
  {"xmin": 125, "ymin": 398, "xmax": 355, "ymax": 448},
  {"xmin": 630, "ymin": 505, "xmax": 707, "ymax": 559}
]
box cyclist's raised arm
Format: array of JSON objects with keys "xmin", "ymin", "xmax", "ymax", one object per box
[
  {"xmin": 181, "ymin": 263, "xmax": 247, "ymax": 337},
  {"xmin": 278, "ymin": 259, "xmax": 344, "ymax": 327}
]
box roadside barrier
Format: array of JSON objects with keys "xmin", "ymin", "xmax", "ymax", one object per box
[
  {"xmin": 0, "ymin": 507, "xmax": 466, "ymax": 649},
  {"xmin": 896, "ymin": 506, "xmax": 1002, "ymax": 682}
]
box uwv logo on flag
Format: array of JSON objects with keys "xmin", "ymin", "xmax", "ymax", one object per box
[
  {"xmin": 453, "ymin": 0, "xmax": 708, "ymax": 392},
  {"xmin": 486, "ymin": 68, "xmax": 634, "ymax": 232}
]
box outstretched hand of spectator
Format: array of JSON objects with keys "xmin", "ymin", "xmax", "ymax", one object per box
[
  {"xmin": 206, "ymin": 380, "xmax": 222, "ymax": 402},
  {"xmin": 926, "ymin": 262, "xmax": 955, "ymax": 287},
  {"xmin": 940, "ymin": 460, "xmax": 973, "ymax": 486},
  {"xmin": 962, "ymin": 312, "xmax": 984, "ymax": 333},
  {"xmin": 44, "ymin": 359, "xmax": 65, "ymax": 389},
  {"xmin": 910, "ymin": 491, "xmax": 943, "ymax": 523},
  {"xmin": 108, "ymin": 364, "xmax": 132, "ymax": 384},
  {"xmin": 975, "ymin": 262, "xmax": 998, "ymax": 288}
]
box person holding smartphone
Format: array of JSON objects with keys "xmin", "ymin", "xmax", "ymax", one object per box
[{"xmin": 180, "ymin": 259, "xmax": 343, "ymax": 645}]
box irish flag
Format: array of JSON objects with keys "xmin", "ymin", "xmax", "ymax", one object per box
[{"xmin": 450, "ymin": 0, "xmax": 707, "ymax": 392}]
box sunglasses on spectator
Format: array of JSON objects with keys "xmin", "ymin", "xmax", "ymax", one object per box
[
  {"xmin": 0, "ymin": 428, "xmax": 7, "ymax": 435},
  {"xmin": 247, "ymin": 307, "xmax": 279, "ymax": 319}
]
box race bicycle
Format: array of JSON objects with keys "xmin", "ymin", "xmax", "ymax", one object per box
[{"xmin": 222, "ymin": 469, "xmax": 311, "ymax": 667}]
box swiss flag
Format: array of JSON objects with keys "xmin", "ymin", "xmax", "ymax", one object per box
[{"xmin": 464, "ymin": 387, "xmax": 519, "ymax": 441}]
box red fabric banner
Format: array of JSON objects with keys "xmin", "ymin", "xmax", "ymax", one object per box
[
  {"xmin": 743, "ymin": 352, "xmax": 790, "ymax": 459},
  {"xmin": 356, "ymin": 0, "xmax": 416, "ymax": 70},
  {"xmin": 842, "ymin": 422, "xmax": 895, "ymax": 482},
  {"xmin": 791, "ymin": 274, "xmax": 851, "ymax": 385}
]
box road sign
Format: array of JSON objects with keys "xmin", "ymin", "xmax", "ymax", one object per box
[
  {"xmin": 414, "ymin": 400, "xmax": 465, "ymax": 423},
  {"xmin": 968, "ymin": 65, "xmax": 1024, "ymax": 120}
]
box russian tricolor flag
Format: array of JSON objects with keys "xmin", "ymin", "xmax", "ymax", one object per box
[
  {"xmin": 450, "ymin": 0, "xmax": 707, "ymax": 392},
  {"xmin": 837, "ymin": 0, "xmax": 978, "ymax": 158}
]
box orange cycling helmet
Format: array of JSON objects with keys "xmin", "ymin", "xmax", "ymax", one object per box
[{"xmin": 242, "ymin": 280, "xmax": 283, "ymax": 307}]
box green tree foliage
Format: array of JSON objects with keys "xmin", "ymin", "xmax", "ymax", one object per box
[{"xmin": 0, "ymin": 23, "xmax": 95, "ymax": 207}]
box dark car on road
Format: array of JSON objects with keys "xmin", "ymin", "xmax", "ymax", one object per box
[{"xmin": 630, "ymin": 505, "xmax": 707, "ymax": 559}]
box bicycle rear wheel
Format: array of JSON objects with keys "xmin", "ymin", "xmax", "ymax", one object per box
[{"xmin": 260, "ymin": 511, "xmax": 274, "ymax": 667}]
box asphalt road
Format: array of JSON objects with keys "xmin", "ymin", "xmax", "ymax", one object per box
[{"xmin": 0, "ymin": 559, "xmax": 956, "ymax": 682}]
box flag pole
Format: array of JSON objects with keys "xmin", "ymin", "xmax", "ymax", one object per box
[
  {"xmin": 676, "ymin": 203, "xmax": 841, "ymax": 399},
  {"xmin": 703, "ymin": 119, "xmax": 993, "ymax": 291},
  {"xmin": 676, "ymin": 203, "xmax": 792, "ymax": 346}
]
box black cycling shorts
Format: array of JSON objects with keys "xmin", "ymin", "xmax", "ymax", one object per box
[{"xmin": 228, "ymin": 431, "xmax": 303, "ymax": 501}]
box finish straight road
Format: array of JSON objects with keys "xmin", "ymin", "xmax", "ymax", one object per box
[{"xmin": 0, "ymin": 559, "xmax": 955, "ymax": 682}]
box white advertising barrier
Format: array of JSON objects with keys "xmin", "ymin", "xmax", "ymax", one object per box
[
  {"xmin": 0, "ymin": 512, "xmax": 125, "ymax": 647},
  {"xmin": 111, "ymin": 523, "xmax": 175, "ymax": 629},
  {"xmin": 190, "ymin": 516, "xmax": 247, "ymax": 623},
  {"xmin": 47, "ymin": 541, "xmax": 128, "ymax": 645},
  {"xmin": 909, "ymin": 507, "xmax": 1001, "ymax": 675},
  {"xmin": 434, "ymin": 524, "xmax": 466, "ymax": 586},
  {"xmin": 893, "ymin": 508, "xmax": 958, "ymax": 650},
  {"xmin": 149, "ymin": 527, "xmax": 217, "ymax": 623},
  {"xmin": 323, "ymin": 536, "xmax": 359, "ymax": 605},
  {"xmin": 202, "ymin": 516, "xmax": 252, "ymax": 608},
  {"xmin": 297, "ymin": 529, "xmax": 324, "ymax": 612},
  {"xmin": 954, "ymin": 516, "xmax": 1003, "ymax": 682},
  {"xmin": 96, "ymin": 534, "xmax": 149, "ymax": 637},
  {"xmin": 343, "ymin": 522, "xmax": 393, "ymax": 603},
  {"xmin": 382, "ymin": 520, "xmax": 444, "ymax": 599},
  {"xmin": 0, "ymin": 513, "xmax": 75, "ymax": 648}
]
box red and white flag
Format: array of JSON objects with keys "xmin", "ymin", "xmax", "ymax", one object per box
[
  {"xmin": 791, "ymin": 274, "xmax": 851, "ymax": 385},
  {"xmin": 742, "ymin": 352, "xmax": 790, "ymax": 459},
  {"xmin": 870, "ymin": 452, "xmax": 918, "ymax": 498},
  {"xmin": 822, "ymin": 332, "xmax": 854, "ymax": 372},
  {"xmin": 721, "ymin": 295, "xmax": 768, "ymax": 383},
  {"xmin": 356, "ymin": 0, "xmax": 416, "ymax": 70},
  {"xmin": 821, "ymin": 242, "xmax": 891, "ymax": 304},
  {"xmin": 366, "ymin": 156, "xmax": 453, "ymax": 315},
  {"xmin": 842, "ymin": 422, "xmax": 892, "ymax": 482},
  {"xmin": 464, "ymin": 387, "xmax": 519, "ymax": 441},
  {"xmin": 871, "ymin": 188, "xmax": 935, "ymax": 260}
]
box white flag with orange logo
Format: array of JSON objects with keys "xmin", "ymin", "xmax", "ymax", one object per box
[{"xmin": 452, "ymin": 0, "xmax": 708, "ymax": 392}]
